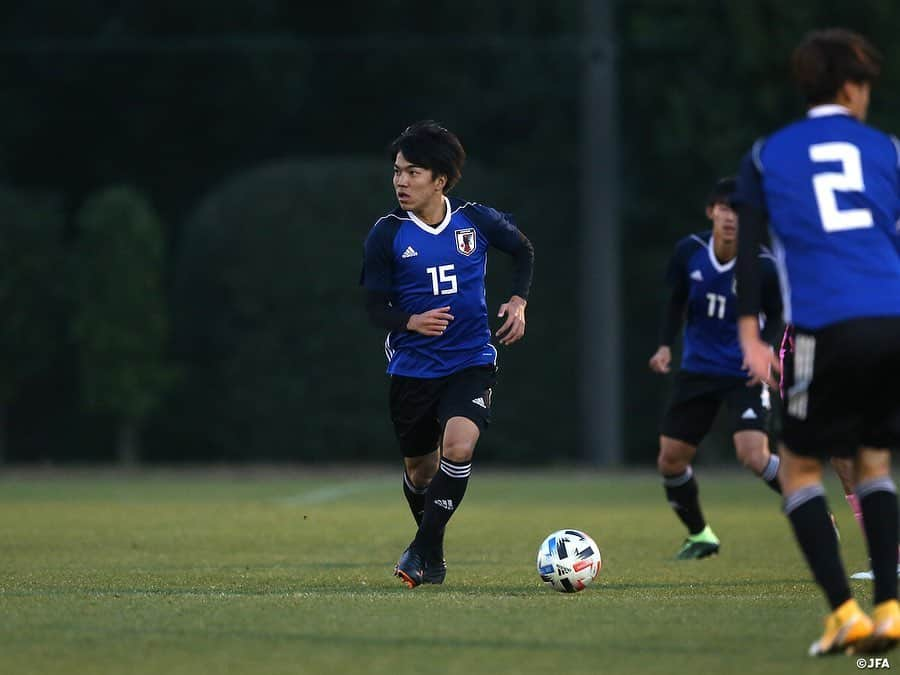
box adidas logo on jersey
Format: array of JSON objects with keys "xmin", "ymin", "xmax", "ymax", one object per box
[
  {"xmin": 401, "ymin": 246, "xmax": 418, "ymax": 259},
  {"xmin": 471, "ymin": 397, "xmax": 486, "ymax": 408},
  {"xmin": 741, "ymin": 408, "xmax": 758, "ymax": 420},
  {"xmin": 434, "ymin": 499, "xmax": 455, "ymax": 511},
  {"xmin": 690, "ymin": 270, "xmax": 704, "ymax": 282}
]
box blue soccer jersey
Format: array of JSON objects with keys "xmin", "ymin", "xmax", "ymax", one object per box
[
  {"xmin": 735, "ymin": 105, "xmax": 900, "ymax": 330},
  {"xmin": 361, "ymin": 196, "xmax": 525, "ymax": 378},
  {"xmin": 666, "ymin": 232, "xmax": 779, "ymax": 378}
]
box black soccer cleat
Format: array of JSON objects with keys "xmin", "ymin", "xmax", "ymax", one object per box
[
  {"xmin": 422, "ymin": 548, "xmax": 447, "ymax": 585},
  {"xmin": 394, "ymin": 545, "xmax": 426, "ymax": 588}
]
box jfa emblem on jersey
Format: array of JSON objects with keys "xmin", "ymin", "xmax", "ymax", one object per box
[{"xmin": 455, "ymin": 228, "xmax": 476, "ymax": 256}]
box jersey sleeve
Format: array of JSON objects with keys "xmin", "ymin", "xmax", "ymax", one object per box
[
  {"xmin": 464, "ymin": 203, "xmax": 524, "ymax": 252},
  {"xmin": 890, "ymin": 135, "xmax": 900, "ymax": 219},
  {"xmin": 734, "ymin": 140, "xmax": 769, "ymax": 318},
  {"xmin": 664, "ymin": 237, "xmax": 695, "ymax": 290},
  {"xmin": 360, "ymin": 219, "xmax": 398, "ymax": 293},
  {"xmin": 759, "ymin": 253, "xmax": 783, "ymax": 343},
  {"xmin": 658, "ymin": 237, "xmax": 693, "ymax": 346},
  {"xmin": 465, "ymin": 202, "xmax": 534, "ymax": 298},
  {"xmin": 732, "ymin": 139, "xmax": 768, "ymax": 217}
]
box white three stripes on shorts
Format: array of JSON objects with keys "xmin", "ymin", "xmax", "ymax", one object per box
[{"xmin": 788, "ymin": 334, "xmax": 816, "ymax": 420}]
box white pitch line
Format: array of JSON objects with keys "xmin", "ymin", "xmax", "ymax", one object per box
[{"xmin": 277, "ymin": 481, "xmax": 387, "ymax": 505}]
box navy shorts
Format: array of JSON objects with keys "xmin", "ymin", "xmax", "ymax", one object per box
[
  {"xmin": 389, "ymin": 365, "xmax": 497, "ymax": 457},
  {"xmin": 660, "ymin": 370, "xmax": 770, "ymax": 446},
  {"xmin": 781, "ymin": 317, "xmax": 900, "ymax": 458}
]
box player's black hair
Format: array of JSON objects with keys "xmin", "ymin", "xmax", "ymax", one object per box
[
  {"xmin": 707, "ymin": 177, "xmax": 737, "ymax": 207},
  {"xmin": 389, "ymin": 121, "xmax": 466, "ymax": 192},
  {"xmin": 791, "ymin": 28, "xmax": 882, "ymax": 105}
]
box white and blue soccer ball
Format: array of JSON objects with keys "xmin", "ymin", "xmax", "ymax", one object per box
[{"xmin": 536, "ymin": 529, "xmax": 602, "ymax": 593}]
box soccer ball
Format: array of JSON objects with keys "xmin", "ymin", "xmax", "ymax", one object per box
[{"xmin": 536, "ymin": 529, "xmax": 602, "ymax": 593}]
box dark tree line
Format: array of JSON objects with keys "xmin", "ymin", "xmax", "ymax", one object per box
[{"xmin": 3, "ymin": 1, "xmax": 900, "ymax": 463}]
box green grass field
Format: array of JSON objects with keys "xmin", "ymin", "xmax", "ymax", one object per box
[{"xmin": 0, "ymin": 468, "xmax": 890, "ymax": 674}]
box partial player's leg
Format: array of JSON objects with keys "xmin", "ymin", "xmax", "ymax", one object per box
[
  {"xmin": 657, "ymin": 435, "xmax": 719, "ymax": 559},
  {"xmin": 395, "ymin": 418, "xmax": 478, "ymax": 588},
  {"xmin": 847, "ymin": 316, "xmax": 900, "ymax": 647},
  {"xmin": 388, "ymin": 373, "xmax": 444, "ymax": 587},
  {"xmin": 832, "ymin": 457, "xmax": 864, "ymax": 531},
  {"xmin": 834, "ymin": 454, "xmax": 882, "ymax": 581},
  {"xmin": 658, "ymin": 373, "xmax": 721, "ymax": 559},
  {"xmin": 733, "ymin": 430, "xmax": 781, "ymax": 493},
  {"xmin": 403, "ymin": 451, "xmax": 439, "ymax": 525},
  {"xmin": 780, "ymin": 324, "xmax": 878, "ymax": 655},
  {"xmin": 394, "ymin": 366, "xmax": 495, "ymax": 588},
  {"xmin": 390, "ymin": 372, "xmax": 443, "ymax": 526},
  {"xmin": 726, "ymin": 381, "xmax": 780, "ymax": 493},
  {"xmin": 854, "ymin": 447, "xmax": 900, "ymax": 652},
  {"xmin": 412, "ymin": 417, "xmax": 479, "ymax": 580},
  {"xmin": 779, "ymin": 444, "xmax": 872, "ymax": 655}
]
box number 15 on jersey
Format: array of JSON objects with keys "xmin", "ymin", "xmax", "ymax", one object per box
[{"xmin": 426, "ymin": 264, "xmax": 458, "ymax": 296}]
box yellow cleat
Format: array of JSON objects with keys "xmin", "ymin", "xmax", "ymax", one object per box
[
  {"xmin": 854, "ymin": 600, "xmax": 900, "ymax": 654},
  {"xmin": 808, "ymin": 599, "xmax": 873, "ymax": 656}
]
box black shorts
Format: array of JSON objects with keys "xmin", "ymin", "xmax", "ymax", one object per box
[
  {"xmin": 781, "ymin": 317, "xmax": 900, "ymax": 459},
  {"xmin": 389, "ymin": 365, "xmax": 497, "ymax": 457},
  {"xmin": 660, "ymin": 370, "xmax": 770, "ymax": 446}
]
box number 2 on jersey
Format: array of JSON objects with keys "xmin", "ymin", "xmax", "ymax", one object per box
[
  {"xmin": 809, "ymin": 142, "xmax": 874, "ymax": 232},
  {"xmin": 426, "ymin": 264, "xmax": 458, "ymax": 296}
]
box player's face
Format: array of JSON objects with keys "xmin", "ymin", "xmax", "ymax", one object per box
[
  {"xmin": 393, "ymin": 151, "xmax": 445, "ymax": 213},
  {"xmin": 707, "ymin": 201, "xmax": 737, "ymax": 243}
]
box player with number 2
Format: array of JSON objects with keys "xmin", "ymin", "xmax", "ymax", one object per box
[{"xmin": 735, "ymin": 28, "xmax": 900, "ymax": 657}]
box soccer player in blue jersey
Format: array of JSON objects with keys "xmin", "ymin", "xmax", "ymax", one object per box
[
  {"xmin": 735, "ymin": 29, "xmax": 900, "ymax": 656},
  {"xmin": 649, "ymin": 177, "xmax": 783, "ymax": 559},
  {"xmin": 360, "ymin": 121, "xmax": 534, "ymax": 588}
]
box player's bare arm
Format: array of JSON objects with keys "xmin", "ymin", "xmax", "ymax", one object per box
[{"xmin": 495, "ymin": 295, "xmax": 526, "ymax": 345}]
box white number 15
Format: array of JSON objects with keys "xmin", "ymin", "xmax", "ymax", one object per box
[{"xmin": 426, "ymin": 264, "xmax": 457, "ymax": 296}]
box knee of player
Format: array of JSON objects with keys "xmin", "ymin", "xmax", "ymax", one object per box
[
  {"xmin": 856, "ymin": 449, "xmax": 893, "ymax": 482},
  {"xmin": 406, "ymin": 456, "xmax": 439, "ymax": 487},
  {"xmin": 734, "ymin": 446, "xmax": 757, "ymax": 468},
  {"xmin": 442, "ymin": 438, "xmax": 476, "ymax": 463},
  {"xmin": 656, "ymin": 452, "xmax": 688, "ymax": 476},
  {"xmin": 407, "ymin": 468, "xmax": 435, "ymax": 489},
  {"xmin": 733, "ymin": 435, "xmax": 768, "ymax": 470},
  {"xmin": 656, "ymin": 438, "xmax": 694, "ymax": 475}
]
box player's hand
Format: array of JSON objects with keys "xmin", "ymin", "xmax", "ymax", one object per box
[
  {"xmin": 496, "ymin": 295, "xmax": 526, "ymax": 345},
  {"xmin": 648, "ymin": 346, "xmax": 672, "ymax": 374},
  {"xmin": 407, "ymin": 306, "xmax": 454, "ymax": 336},
  {"xmin": 741, "ymin": 339, "xmax": 779, "ymax": 388}
]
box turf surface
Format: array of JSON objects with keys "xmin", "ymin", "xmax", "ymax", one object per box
[{"xmin": 0, "ymin": 468, "xmax": 888, "ymax": 674}]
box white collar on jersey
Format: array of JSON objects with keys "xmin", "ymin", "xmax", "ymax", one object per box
[
  {"xmin": 807, "ymin": 104, "xmax": 852, "ymax": 118},
  {"xmin": 707, "ymin": 236, "xmax": 736, "ymax": 273},
  {"xmin": 407, "ymin": 196, "xmax": 452, "ymax": 235}
]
